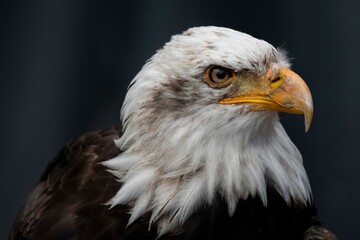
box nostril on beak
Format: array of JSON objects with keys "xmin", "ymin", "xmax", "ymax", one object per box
[{"xmin": 270, "ymin": 76, "xmax": 283, "ymax": 88}]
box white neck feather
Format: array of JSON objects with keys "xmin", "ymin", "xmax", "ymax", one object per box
[{"xmin": 103, "ymin": 105, "xmax": 311, "ymax": 236}]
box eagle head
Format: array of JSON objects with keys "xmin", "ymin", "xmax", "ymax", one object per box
[{"xmin": 104, "ymin": 26, "xmax": 314, "ymax": 236}]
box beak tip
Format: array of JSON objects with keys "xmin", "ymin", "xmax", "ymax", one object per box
[{"xmin": 304, "ymin": 113, "xmax": 313, "ymax": 133}]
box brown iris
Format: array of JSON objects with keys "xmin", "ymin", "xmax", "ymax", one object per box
[{"xmin": 205, "ymin": 66, "xmax": 235, "ymax": 88}]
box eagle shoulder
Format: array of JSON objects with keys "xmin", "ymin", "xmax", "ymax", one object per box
[{"xmin": 9, "ymin": 128, "xmax": 126, "ymax": 240}]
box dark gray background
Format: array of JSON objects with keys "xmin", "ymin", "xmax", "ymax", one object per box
[{"xmin": 1, "ymin": 0, "xmax": 359, "ymax": 239}]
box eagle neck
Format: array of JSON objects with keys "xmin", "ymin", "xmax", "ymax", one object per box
[{"xmin": 104, "ymin": 109, "xmax": 312, "ymax": 236}]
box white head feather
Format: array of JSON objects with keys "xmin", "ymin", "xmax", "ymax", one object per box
[{"xmin": 103, "ymin": 26, "xmax": 312, "ymax": 236}]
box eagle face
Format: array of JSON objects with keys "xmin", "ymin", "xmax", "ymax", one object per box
[{"xmin": 105, "ymin": 26, "xmax": 313, "ymax": 236}]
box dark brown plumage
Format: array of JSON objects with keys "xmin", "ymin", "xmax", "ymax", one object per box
[
  {"xmin": 9, "ymin": 128, "xmax": 336, "ymax": 240},
  {"xmin": 10, "ymin": 128, "xmax": 125, "ymax": 240}
]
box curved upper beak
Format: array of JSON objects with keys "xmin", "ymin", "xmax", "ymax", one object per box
[{"xmin": 219, "ymin": 68, "xmax": 313, "ymax": 132}]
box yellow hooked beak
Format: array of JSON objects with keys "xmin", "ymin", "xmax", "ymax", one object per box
[{"xmin": 219, "ymin": 68, "xmax": 313, "ymax": 132}]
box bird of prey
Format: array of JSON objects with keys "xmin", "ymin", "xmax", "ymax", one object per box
[{"xmin": 9, "ymin": 26, "xmax": 336, "ymax": 240}]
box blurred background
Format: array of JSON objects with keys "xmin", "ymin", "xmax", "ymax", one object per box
[{"xmin": 1, "ymin": 0, "xmax": 359, "ymax": 239}]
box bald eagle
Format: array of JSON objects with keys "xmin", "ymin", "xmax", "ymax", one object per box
[{"xmin": 9, "ymin": 26, "xmax": 336, "ymax": 240}]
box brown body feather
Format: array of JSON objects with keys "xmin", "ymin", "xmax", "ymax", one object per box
[
  {"xmin": 9, "ymin": 128, "xmax": 336, "ymax": 240},
  {"xmin": 10, "ymin": 128, "xmax": 128, "ymax": 240}
]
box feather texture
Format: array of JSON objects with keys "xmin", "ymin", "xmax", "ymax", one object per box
[{"xmin": 104, "ymin": 27, "xmax": 312, "ymax": 236}]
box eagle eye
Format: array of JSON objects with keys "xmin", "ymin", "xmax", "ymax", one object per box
[{"xmin": 205, "ymin": 66, "xmax": 234, "ymax": 88}]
